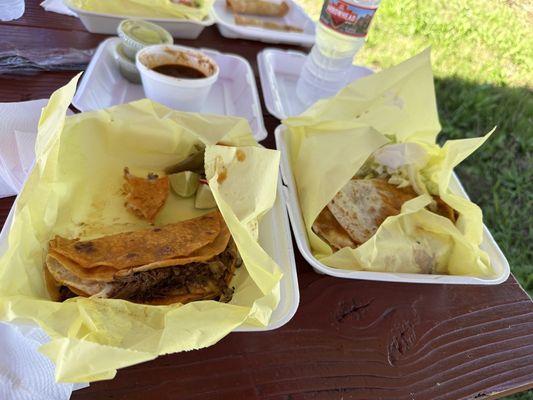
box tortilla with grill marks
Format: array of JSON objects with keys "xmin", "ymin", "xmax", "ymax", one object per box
[
  {"xmin": 313, "ymin": 178, "xmax": 457, "ymax": 252},
  {"xmin": 45, "ymin": 211, "xmax": 240, "ymax": 305},
  {"xmin": 49, "ymin": 211, "xmax": 223, "ymax": 272}
]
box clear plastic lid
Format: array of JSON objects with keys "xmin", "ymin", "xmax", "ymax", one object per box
[{"xmin": 117, "ymin": 20, "xmax": 173, "ymax": 54}]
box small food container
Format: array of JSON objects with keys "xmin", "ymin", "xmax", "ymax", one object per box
[
  {"xmin": 117, "ymin": 19, "xmax": 173, "ymax": 60},
  {"xmin": 136, "ymin": 44, "xmax": 220, "ymax": 112},
  {"xmin": 113, "ymin": 41, "xmax": 142, "ymax": 83}
]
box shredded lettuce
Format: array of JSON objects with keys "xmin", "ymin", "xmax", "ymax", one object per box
[{"xmin": 355, "ymin": 143, "xmax": 440, "ymax": 212}]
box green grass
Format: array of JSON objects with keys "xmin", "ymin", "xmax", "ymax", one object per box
[{"xmin": 294, "ymin": 1, "xmax": 532, "ymax": 397}]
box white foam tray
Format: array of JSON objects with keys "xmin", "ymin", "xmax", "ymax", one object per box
[
  {"xmin": 0, "ymin": 177, "xmax": 299, "ymax": 331},
  {"xmin": 275, "ymin": 125, "xmax": 510, "ymax": 285},
  {"xmin": 212, "ymin": 0, "xmax": 315, "ymax": 46},
  {"xmin": 65, "ymin": 1, "xmax": 214, "ymax": 38},
  {"xmin": 73, "ymin": 38, "xmax": 267, "ymax": 141},
  {"xmin": 258, "ymin": 48, "xmax": 373, "ymax": 120}
]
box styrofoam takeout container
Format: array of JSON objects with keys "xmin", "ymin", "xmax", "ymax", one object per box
[
  {"xmin": 0, "ymin": 176, "xmax": 299, "ymax": 331},
  {"xmin": 212, "ymin": 0, "xmax": 315, "ymax": 46},
  {"xmin": 64, "ymin": 1, "xmax": 214, "ymax": 38},
  {"xmin": 275, "ymin": 125, "xmax": 510, "ymax": 285},
  {"xmin": 258, "ymin": 48, "xmax": 373, "ymax": 120},
  {"xmin": 73, "ymin": 38, "xmax": 267, "ymax": 141}
]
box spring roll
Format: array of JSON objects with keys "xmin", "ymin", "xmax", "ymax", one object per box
[
  {"xmin": 234, "ymin": 14, "xmax": 303, "ymax": 32},
  {"xmin": 227, "ymin": 0, "xmax": 290, "ymax": 17}
]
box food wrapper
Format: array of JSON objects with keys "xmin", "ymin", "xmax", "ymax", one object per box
[
  {"xmin": 0, "ymin": 75, "xmax": 282, "ymax": 382},
  {"xmin": 283, "ymin": 49, "xmax": 496, "ymax": 277},
  {"xmin": 66, "ymin": 0, "xmax": 213, "ymax": 21}
]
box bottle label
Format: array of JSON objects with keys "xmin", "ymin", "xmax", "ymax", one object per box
[{"xmin": 319, "ymin": 0, "xmax": 378, "ymax": 37}]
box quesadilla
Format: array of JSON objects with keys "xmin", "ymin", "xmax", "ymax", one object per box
[
  {"xmin": 123, "ymin": 167, "xmax": 169, "ymax": 222},
  {"xmin": 313, "ymin": 178, "xmax": 455, "ymax": 251},
  {"xmin": 45, "ymin": 211, "xmax": 241, "ymax": 305}
]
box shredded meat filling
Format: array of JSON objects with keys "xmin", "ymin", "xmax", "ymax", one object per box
[{"xmin": 59, "ymin": 240, "xmax": 241, "ymax": 303}]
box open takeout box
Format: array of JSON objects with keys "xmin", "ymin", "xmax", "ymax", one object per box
[
  {"xmin": 64, "ymin": 0, "xmax": 215, "ymax": 38},
  {"xmin": 257, "ymin": 48, "xmax": 374, "ymax": 119},
  {"xmin": 276, "ymin": 125, "xmax": 510, "ymax": 285},
  {"xmin": 212, "ymin": 0, "xmax": 316, "ymax": 46},
  {"xmin": 0, "ymin": 75, "xmax": 298, "ymax": 382},
  {"xmin": 276, "ymin": 49, "xmax": 510, "ymax": 285},
  {"xmin": 73, "ymin": 38, "xmax": 267, "ymax": 141}
]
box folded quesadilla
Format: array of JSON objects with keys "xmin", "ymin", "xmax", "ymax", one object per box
[
  {"xmin": 227, "ymin": 0, "xmax": 290, "ymax": 17},
  {"xmin": 123, "ymin": 167, "xmax": 169, "ymax": 222},
  {"xmin": 313, "ymin": 178, "xmax": 455, "ymax": 251},
  {"xmin": 45, "ymin": 211, "xmax": 241, "ymax": 305}
]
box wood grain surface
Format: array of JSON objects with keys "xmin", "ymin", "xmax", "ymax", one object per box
[{"xmin": 0, "ymin": 1, "xmax": 532, "ymax": 399}]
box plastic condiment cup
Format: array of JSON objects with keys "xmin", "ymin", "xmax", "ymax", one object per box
[
  {"xmin": 117, "ymin": 19, "xmax": 173, "ymax": 60},
  {"xmin": 136, "ymin": 44, "xmax": 219, "ymax": 112},
  {"xmin": 113, "ymin": 42, "xmax": 141, "ymax": 83}
]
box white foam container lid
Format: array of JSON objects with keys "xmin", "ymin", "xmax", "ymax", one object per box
[
  {"xmin": 73, "ymin": 38, "xmax": 267, "ymax": 141},
  {"xmin": 0, "ymin": 176, "xmax": 299, "ymax": 331},
  {"xmin": 212, "ymin": 0, "xmax": 315, "ymax": 46},
  {"xmin": 65, "ymin": 1, "xmax": 214, "ymax": 38},
  {"xmin": 275, "ymin": 124, "xmax": 511, "ymax": 285},
  {"xmin": 258, "ymin": 47, "xmax": 373, "ymax": 120}
]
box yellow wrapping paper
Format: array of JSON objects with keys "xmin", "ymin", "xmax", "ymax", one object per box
[
  {"xmin": 284, "ymin": 49, "xmax": 496, "ymax": 277},
  {"xmin": 66, "ymin": 0, "xmax": 213, "ymax": 20},
  {"xmin": 0, "ymin": 75, "xmax": 283, "ymax": 382}
]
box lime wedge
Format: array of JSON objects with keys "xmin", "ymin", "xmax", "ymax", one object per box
[
  {"xmin": 169, "ymin": 171, "xmax": 199, "ymax": 198},
  {"xmin": 195, "ymin": 184, "xmax": 217, "ymax": 209}
]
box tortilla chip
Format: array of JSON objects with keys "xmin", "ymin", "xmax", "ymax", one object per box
[{"xmin": 123, "ymin": 167, "xmax": 169, "ymax": 222}]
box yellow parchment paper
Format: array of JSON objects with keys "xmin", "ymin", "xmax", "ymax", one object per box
[
  {"xmin": 66, "ymin": 0, "xmax": 213, "ymax": 20},
  {"xmin": 0, "ymin": 75, "xmax": 282, "ymax": 382},
  {"xmin": 283, "ymin": 49, "xmax": 496, "ymax": 277}
]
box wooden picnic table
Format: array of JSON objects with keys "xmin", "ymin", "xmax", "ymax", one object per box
[{"xmin": 1, "ymin": 1, "xmax": 532, "ymax": 399}]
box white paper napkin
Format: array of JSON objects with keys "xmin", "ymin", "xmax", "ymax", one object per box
[
  {"xmin": 0, "ymin": 323, "xmax": 86, "ymax": 400},
  {"xmin": 0, "ymin": 99, "xmax": 48, "ymax": 198},
  {"xmin": 0, "ymin": 101, "xmax": 86, "ymax": 399},
  {"xmin": 40, "ymin": 0, "xmax": 78, "ymax": 17}
]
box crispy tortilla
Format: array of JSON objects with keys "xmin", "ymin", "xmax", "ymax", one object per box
[
  {"xmin": 234, "ymin": 14, "xmax": 303, "ymax": 32},
  {"xmin": 123, "ymin": 167, "xmax": 169, "ymax": 222},
  {"xmin": 323, "ymin": 178, "xmax": 417, "ymax": 246},
  {"xmin": 312, "ymin": 207, "xmax": 356, "ymax": 251},
  {"xmin": 45, "ymin": 211, "xmax": 239, "ymax": 305},
  {"xmin": 49, "ymin": 211, "xmax": 225, "ymax": 273},
  {"xmin": 434, "ymin": 196, "xmax": 456, "ymax": 222},
  {"xmin": 313, "ymin": 178, "xmax": 456, "ymax": 251},
  {"xmin": 227, "ymin": 0, "xmax": 289, "ymax": 17}
]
